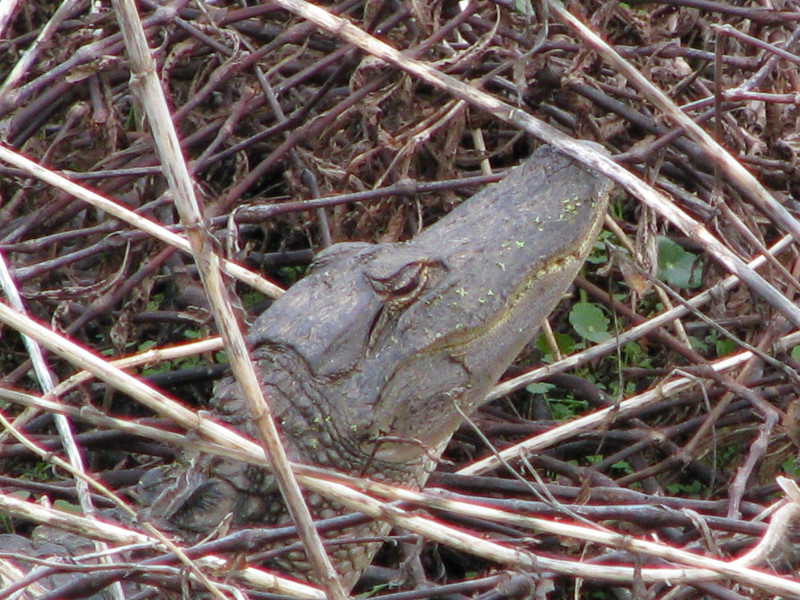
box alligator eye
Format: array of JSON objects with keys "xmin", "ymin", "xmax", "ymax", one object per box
[
  {"xmin": 365, "ymin": 261, "xmax": 442, "ymax": 354},
  {"xmin": 368, "ymin": 261, "xmax": 428, "ymax": 306}
]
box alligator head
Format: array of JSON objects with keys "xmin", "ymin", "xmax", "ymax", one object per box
[{"xmin": 143, "ymin": 144, "xmax": 613, "ymax": 587}]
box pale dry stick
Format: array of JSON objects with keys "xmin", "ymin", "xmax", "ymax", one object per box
[
  {"xmin": 0, "ymin": 252, "xmax": 76, "ymax": 450},
  {"xmin": 7, "ymin": 2, "xmax": 795, "ymax": 334},
  {"xmin": 0, "ymin": 385, "xmax": 429, "ymax": 496},
  {"xmin": 0, "ymin": 386, "xmax": 195, "ymax": 454},
  {"xmin": 0, "ymin": 394, "xmax": 272, "ymax": 600},
  {"xmin": 0, "ymin": 492, "xmax": 326, "ymax": 600},
  {"xmin": 471, "ymin": 128, "xmax": 492, "ymax": 175},
  {"xmin": 0, "ymin": 145, "xmax": 283, "ymax": 299},
  {"xmin": 0, "ymin": 495, "xmax": 151, "ymax": 548},
  {"xmin": 264, "ymin": 0, "xmax": 800, "ymax": 330},
  {"xmin": 0, "ymin": 564, "xmax": 249, "ymax": 600},
  {"xmin": 0, "ymin": 254, "xmax": 86, "ymax": 486},
  {"xmin": 109, "ymin": 1, "xmax": 346, "ymax": 597},
  {"xmin": 0, "ymin": 561, "xmax": 48, "ymax": 600},
  {"xmin": 3, "ymin": 336, "xmax": 797, "ymax": 592},
  {"xmin": 0, "ymin": 406, "xmax": 784, "ymax": 600},
  {"xmin": 0, "ymin": 385, "xmax": 313, "ymax": 491},
  {"xmin": 0, "ymin": 410, "xmax": 137, "ymax": 519},
  {"xmin": 3, "ymin": 312, "xmax": 796, "ymax": 512},
  {"xmin": 0, "ymin": 383, "xmax": 323, "ymax": 600},
  {"xmin": 3, "ymin": 281, "xmax": 798, "ymax": 494},
  {"xmin": 4, "ymin": 242, "xmax": 800, "ymax": 513},
  {"xmin": 716, "ymin": 23, "xmax": 800, "ymax": 66},
  {"xmin": 2, "ymin": 338, "xmax": 797, "ymax": 593},
  {"xmin": 549, "ymin": 0, "xmax": 800, "ymax": 243},
  {"xmin": 472, "ymin": 359, "xmax": 747, "ymax": 474}
]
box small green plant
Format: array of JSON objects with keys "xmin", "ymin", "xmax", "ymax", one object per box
[
  {"xmin": 279, "ymin": 265, "xmax": 307, "ymax": 285},
  {"xmin": 138, "ymin": 340, "xmax": 158, "ymax": 352},
  {"xmin": 18, "ymin": 461, "xmax": 52, "ymax": 482},
  {"xmin": 183, "ymin": 328, "xmax": 203, "ymax": 340},
  {"xmin": 586, "ymin": 231, "xmax": 614, "ymax": 265},
  {"xmin": 146, "ymin": 293, "xmax": 165, "ymax": 311},
  {"xmin": 53, "ymin": 499, "xmax": 81, "ymax": 513},
  {"xmin": 791, "ymin": 346, "xmax": 800, "ymax": 363},
  {"xmin": 694, "ymin": 329, "xmax": 738, "ymax": 358},
  {"xmin": 525, "ymin": 382, "xmax": 556, "ymax": 395},
  {"xmin": 665, "ymin": 479, "xmax": 705, "ymax": 496},
  {"xmin": 535, "ymin": 331, "xmax": 576, "ymax": 363},
  {"xmin": 141, "ymin": 360, "xmax": 172, "ymax": 376},
  {"xmin": 622, "ymin": 341, "xmax": 651, "ymax": 369},
  {"xmin": 611, "ymin": 460, "xmax": 634, "ymax": 475},
  {"xmin": 513, "ymin": 0, "xmax": 533, "ymax": 18},
  {"xmin": 781, "ymin": 457, "xmax": 800, "ymax": 477},
  {"xmin": 715, "ymin": 337, "xmax": 736, "ymax": 357},
  {"xmin": 242, "ymin": 290, "xmax": 266, "ymax": 307},
  {"xmin": 657, "ymin": 236, "xmax": 702, "ymax": 289},
  {"xmin": 688, "ymin": 335, "xmax": 707, "ymax": 353},
  {"xmin": 569, "ymin": 302, "xmax": 612, "ymax": 343},
  {"xmin": 544, "ymin": 395, "xmax": 587, "ymax": 421}
]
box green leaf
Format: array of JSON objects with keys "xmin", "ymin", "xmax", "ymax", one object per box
[
  {"xmin": 657, "ymin": 236, "xmax": 701, "ymax": 289},
  {"xmin": 53, "ymin": 499, "xmax": 81, "ymax": 514},
  {"xmin": 715, "ymin": 337, "xmax": 736, "ymax": 357},
  {"xmin": 792, "ymin": 345, "xmax": 800, "ymax": 362},
  {"xmin": 612, "ymin": 460, "xmax": 634, "ymax": 474},
  {"xmin": 781, "ymin": 457, "xmax": 800, "ymax": 477},
  {"xmin": 525, "ymin": 382, "xmax": 555, "ymax": 395},
  {"xmin": 138, "ymin": 340, "xmax": 158, "ymax": 352},
  {"xmin": 242, "ymin": 291, "xmax": 266, "ymax": 307},
  {"xmin": 688, "ymin": 335, "xmax": 706, "ymax": 352},
  {"xmin": 535, "ymin": 332, "xmax": 575, "ymax": 362},
  {"xmin": 545, "ymin": 396, "xmax": 588, "ymax": 420},
  {"xmin": 569, "ymin": 302, "xmax": 611, "ymax": 343}
]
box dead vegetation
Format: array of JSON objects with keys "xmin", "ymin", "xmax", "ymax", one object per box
[{"xmin": 2, "ymin": 0, "xmax": 800, "ymax": 598}]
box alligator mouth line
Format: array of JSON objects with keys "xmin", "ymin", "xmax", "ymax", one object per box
[{"xmin": 420, "ymin": 251, "xmax": 581, "ymax": 356}]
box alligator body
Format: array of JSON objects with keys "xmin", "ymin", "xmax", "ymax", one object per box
[{"xmin": 145, "ymin": 144, "xmax": 613, "ymax": 588}]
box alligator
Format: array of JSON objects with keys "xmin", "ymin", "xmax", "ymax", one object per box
[{"xmin": 143, "ymin": 144, "xmax": 614, "ymax": 590}]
